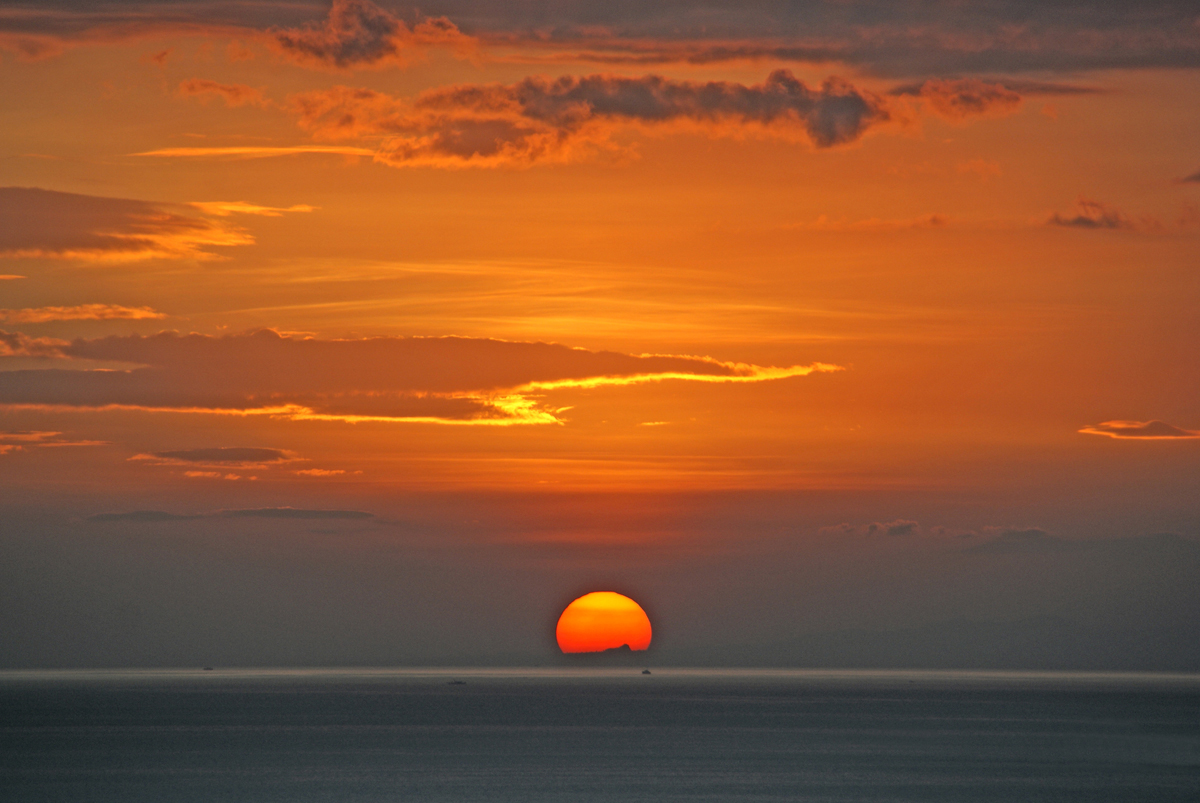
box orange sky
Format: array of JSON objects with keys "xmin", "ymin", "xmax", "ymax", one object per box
[{"xmin": 1, "ymin": 0, "xmax": 1198, "ymax": 669}]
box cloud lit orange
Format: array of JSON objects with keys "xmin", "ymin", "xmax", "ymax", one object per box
[{"xmin": 555, "ymin": 592, "xmax": 652, "ymax": 654}]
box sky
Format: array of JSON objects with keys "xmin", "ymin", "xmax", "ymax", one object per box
[{"xmin": 1, "ymin": 0, "xmax": 1198, "ymax": 670}]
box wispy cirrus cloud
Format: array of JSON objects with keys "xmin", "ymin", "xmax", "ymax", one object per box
[
  {"xmin": 0, "ymin": 187, "xmax": 311, "ymax": 263},
  {"xmin": 0, "ymin": 429, "xmax": 105, "ymax": 455},
  {"xmin": 890, "ymin": 79, "xmax": 1022, "ymax": 120},
  {"xmin": 178, "ymin": 78, "xmax": 269, "ymax": 108},
  {"xmin": 0, "ymin": 329, "xmax": 841, "ymax": 425},
  {"xmin": 0, "ymin": 304, "xmax": 165, "ymax": 324},
  {"xmin": 1080, "ymin": 420, "xmax": 1200, "ymax": 440}
]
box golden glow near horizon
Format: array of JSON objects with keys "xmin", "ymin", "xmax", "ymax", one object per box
[{"xmin": 556, "ymin": 592, "xmax": 653, "ymax": 653}]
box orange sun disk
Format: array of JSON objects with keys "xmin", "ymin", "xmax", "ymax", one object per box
[{"xmin": 555, "ymin": 591, "xmax": 652, "ymax": 653}]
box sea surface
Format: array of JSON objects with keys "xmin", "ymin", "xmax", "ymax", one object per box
[{"xmin": 2, "ymin": 668, "xmax": 1198, "ymax": 802}]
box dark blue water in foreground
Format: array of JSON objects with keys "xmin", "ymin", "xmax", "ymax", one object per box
[{"xmin": 2, "ymin": 669, "xmax": 1198, "ymax": 802}]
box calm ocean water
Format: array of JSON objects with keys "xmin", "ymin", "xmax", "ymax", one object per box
[{"xmin": 1, "ymin": 668, "xmax": 1198, "ymax": 802}]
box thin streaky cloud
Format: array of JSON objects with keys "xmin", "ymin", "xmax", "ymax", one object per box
[
  {"xmin": 0, "ymin": 330, "xmax": 843, "ymax": 426},
  {"xmin": 1079, "ymin": 420, "xmax": 1200, "ymax": 440},
  {"xmin": 178, "ymin": 78, "xmax": 269, "ymax": 108},
  {"xmin": 0, "ymin": 304, "xmax": 165, "ymax": 324},
  {"xmin": 86, "ymin": 507, "xmax": 375, "ymax": 522},
  {"xmin": 135, "ymin": 146, "xmax": 377, "ymax": 159},
  {"xmin": 0, "ymin": 187, "xmax": 310, "ymax": 264}
]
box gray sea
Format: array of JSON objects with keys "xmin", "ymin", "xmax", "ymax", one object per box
[{"xmin": 2, "ymin": 668, "xmax": 1198, "ymax": 802}]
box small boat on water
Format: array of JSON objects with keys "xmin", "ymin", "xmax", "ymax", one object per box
[{"xmin": 642, "ymin": 669, "xmax": 651, "ymax": 675}]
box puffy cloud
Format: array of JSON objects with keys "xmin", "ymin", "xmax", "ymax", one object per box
[
  {"xmin": 0, "ymin": 329, "xmax": 839, "ymax": 425},
  {"xmin": 0, "ymin": 305, "xmax": 165, "ymax": 324},
  {"xmin": 270, "ymin": 0, "xmax": 473, "ymax": 69},
  {"xmin": 289, "ymin": 70, "xmax": 890, "ymax": 167},
  {"xmin": 1080, "ymin": 420, "xmax": 1200, "ymax": 440},
  {"xmin": 0, "ymin": 187, "xmax": 310, "ymax": 263},
  {"xmin": 1046, "ymin": 198, "xmax": 1135, "ymax": 230},
  {"xmin": 178, "ymin": 79, "xmax": 268, "ymax": 108},
  {"xmin": 1046, "ymin": 198, "xmax": 1200, "ymax": 233}
]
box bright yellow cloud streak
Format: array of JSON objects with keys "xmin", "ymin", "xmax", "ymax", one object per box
[{"xmin": 515, "ymin": 361, "xmax": 843, "ymax": 392}]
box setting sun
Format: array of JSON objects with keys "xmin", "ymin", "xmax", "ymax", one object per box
[{"xmin": 556, "ymin": 592, "xmax": 653, "ymax": 654}]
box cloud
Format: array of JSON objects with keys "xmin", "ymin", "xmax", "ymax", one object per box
[
  {"xmin": 270, "ymin": 0, "xmax": 473, "ymax": 69},
  {"xmin": 0, "ymin": 330, "xmax": 68, "ymax": 358},
  {"xmin": 0, "ymin": 429, "xmax": 105, "ymax": 453},
  {"xmin": 1079, "ymin": 420, "xmax": 1200, "ymax": 440},
  {"xmin": 890, "ymin": 79, "xmax": 1022, "ymax": 120},
  {"xmin": 87, "ymin": 510, "xmax": 204, "ymax": 522},
  {"xmin": 86, "ymin": 506, "xmax": 374, "ymax": 522},
  {"xmin": 130, "ymin": 447, "xmax": 292, "ymax": 467},
  {"xmin": 1179, "ymin": 169, "xmax": 1200, "ymax": 184},
  {"xmin": 288, "ymin": 70, "xmax": 890, "ymax": 167},
  {"xmin": 2, "ymin": 1, "xmax": 1198, "ymax": 77},
  {"xmin": 295, "ymin": 468, "xmax": 346, "ymax": 476},
  {"xmin": 135, "ymin": 146, "xmax": 376, "ymax": 160},
  {"xmin": 1046, "ymin": 198, "xmax": 1200, "ymax": 233},
  {"xmin": 1046, "ymin": 198, "xmax": 1135, "ymax": 230},
  {"xmin": 189, "ymin": 201, "xmax": 315, "ymax": 217},
  {"xmin": 0, "ymin": 329, "xmax": 840, "ymax": 425},
  {"xmin": 966, "ymin": 527, "xmax": 1072, "ymax": 554},
  {"xmin": 178, "ymin": 79, "xmax": 268, "ymax": 108},
  {"xmin": 473, "ymin": 2, "xmax": 1200, "ymax": 76},
  {"xmin": 0, "ymin": 305, "xmax": 165, "ymax": 324},
  {"xmin": 0, "ymin": 187, "xmax": 310, "ymax": 263},
  {"xmin": 2, "ymin": 430, "xmax": 77, "ymax": 454},
  {"xmin": 796, "ymin": 213, "xmax": 950, "ymax": 232},
  {"xmin": 821, "ymin": 519, "xmax": 921, "ymax": 536},
  {"xmin": 0, "ymin": 275, "xmax": 25, "ymax": 280},
  {"xmin": 218, "ymin": 507, "xmax": 374, "ymax": 519}
]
